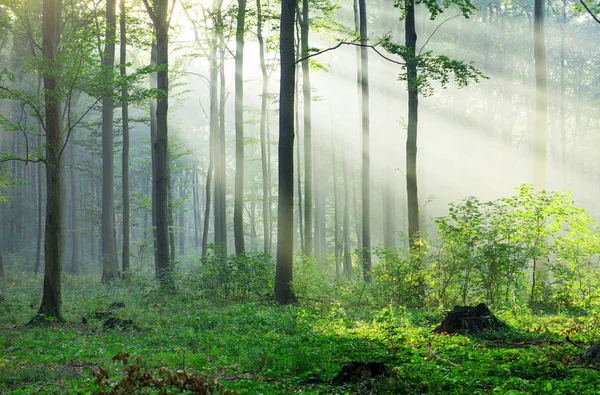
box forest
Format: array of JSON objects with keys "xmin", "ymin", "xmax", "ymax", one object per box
[{"xmin": 1, "ymin": 0, "xmax": 600, "ymax": 393}]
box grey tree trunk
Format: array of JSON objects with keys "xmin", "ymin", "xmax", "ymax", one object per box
[
  {"xmin": 300, "ymin": 0, "xmax": 313, "ymax": 256},
  {"xmin": 257, "ymin": 0, "xmax": 271, "ymax": 255},
  {"xmin": 143, "ymin": 0, "xmax": 172, "ymax": 286},
  {"xmin": 120, "ymin": 0, "xmax": 130, "ymax": 274},
  {"xmin": 533, "ymin": 0, "xmax": 547, "ymax": 189},
  {"xmin": 405, "ymin": 0, "xmax": 420, "ymax": 249},
  {"xmin": 203, "ymin": 32, "xmax": 218, "ymax": 263},
  {"xmin": 234, "ymin": 0, "xmax": 247, "ymax": 254},
  {"xmin": 358, "ymin": 0, "xmax": 371, "ymax": 281},
  {"xmin": 101, "ymin": 0, "xmax": 119, "ymax": 282},
  {"xmin": 35, "ymin": 132, "xmax": 43, "ymax": 275},
  {"xmin": 34, "ymin": 0, "xmax": 65, "ymax": 323},
  {"xmin": 69, "ymin": 136, "xmax": 81, "ymax": 274},
  {"xmin": 342, "ymin": 141, "xmax": 352, "ymax": 277},
  {"xmin": 274, "ymin": 0, "xmax": 297, "ymax": 305},
  {"xmin": 214, "ymin": 35, "xmax": 227, "ymax": 257}
]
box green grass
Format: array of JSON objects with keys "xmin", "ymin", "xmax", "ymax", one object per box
[{"xmin": 1, "ymin": 272, "xmax": 600, "ymax": 394}]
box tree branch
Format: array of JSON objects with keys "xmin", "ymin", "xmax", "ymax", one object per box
[
  {"xmin": 294, "ymin": 41, "xmax": 405, "ymax": 66},
  {"xmin": 142, "ymin": 0, "xmax": 158, "ymax": 26},
  {"xmin": 419, "ymin": 15, "xmax": 462, "ymax": 55},
  {"xmin": 167, "ymin": 0, "xmax": 178, "ymax": 29},
  {"xmin": 580, "ymin": 0, "xmax": 600, "ymax": 24},
  {"xmin": 0, "ymin": 156, "xmax": 47, "ymax": 166}
]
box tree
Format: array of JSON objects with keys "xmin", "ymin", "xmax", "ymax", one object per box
[
  {"xmin": 100, "ymin": 0, "xmax": 119, "ymax": 282},
  {"xmin": 384, "ymin": 0, "xmax": 484, "ymax": 250},
  {"xmin": 234, "ymin": 0, "xmax": 247, "ymax": 254},
  {"xmin": 142, "ymin": 0, "xmax": 175, "ymax": 286},
  {"xmin": 120, "ymin": 0, "xmax": 130, "ymax": 275},
  {"xmin": 299, "ymin": 0, "xmax": 313, "ymax": 257},
  {"xmin": 274, "ymin": 0, "xmax": 297, "ymax": 305},
  {"xmin": 35, "ymin": 0, "xmax": 65, "ymax": 322},
  {"xmin": 358, "ymin": 0, "xmax": 371, "ymax": 281}
]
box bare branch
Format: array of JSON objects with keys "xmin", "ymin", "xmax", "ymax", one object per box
[
  {"xmin": 580, "ymin": 0, "xmax": 600, "ymax": 25},
  {"xmin": 419, "ymin": 15, "xmax": 462, "ymax": 55},
  {"xmin": 294, "ymin": 41, "xmax": 405, "ymax": 66},
  {"xmin": 167, "ymin": 0, "xmax": 178, "ymax": 29},
  {"xmin": 0, "ymin": 156, "xmax": 47, "ymax": 166},
  {"xmin": 0, "ymin": 86, "xmax": 46, "ymax": 132}
]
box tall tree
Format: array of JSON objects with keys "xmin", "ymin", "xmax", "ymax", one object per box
[
  {"xmin": 142, "ymin": 0, "xmax": 174, "ymax": 286},
  {"xmin": 274, "ymin": 0, "xmax": 297, "ymax": 305},
  {"xmin": 34, "ymin": 0, "xmax": 64, "ymax": 322},
  {"xmin": 533, "ymin": 0, "xmax": 547, "ymax": 188},
  {"xmin": 120, "ymin": 0, "xmax": 130, "ymax": 274},
  {"xmin": 358, "ymin": 0, "xmax": 371, "ymax": 281},
  {"xmin": 101, "ymin": 0, "xmax": 119, "ymax": 282},
  {"xmin": 299, "ymin": 0, "xmax": 313, "ymax": 256},
  {"xmin": 69, "ymin": 136, "xmax": 81, "ymax": 274},
  {"xmin": 405, "ymin": 0, "xmax": 419, "ymax": 249},
  {"xmin": 234, "ymin": 0, "xmax": 247, "ymax": 254},
  {"xmin": 256, "ymin": 0, "xmax": 271, "ymax": 255}
]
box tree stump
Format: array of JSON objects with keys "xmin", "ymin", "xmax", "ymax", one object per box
[{"xmin": 433, "ymin": 303, "xmax": 506, "ymax": 335}]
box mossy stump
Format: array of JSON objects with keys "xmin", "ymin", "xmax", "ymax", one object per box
[{"xmin": 433, "ymin": 303, "xmax": 506, "ymax": 335}]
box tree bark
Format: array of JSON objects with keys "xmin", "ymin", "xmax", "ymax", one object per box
[
  {"xmin": 257, "ymin": 0, "xmax": 271, "ymax": 255},
  {"xmin": 69, "ymin": 135, "xmax": 81, "ymax": 274},
  {"xmin": 33, "ymin": 0, "xmax": 65, "ymax": 323},
  {"xmin": 358, "ymin": 0, "xmax": 371, "ymax": 281},
  {"xmin": 120, "ymin": 0, "xmax": 130, "ymax": 274},
  {"xmin": 234, "ymin": 0, "xmax": 247, "ymax": 254},
  {"xmin": 405, "ymin": 0, "xmax": 420, "ymax": 249},
  {"xmin": 214, "ymin": 31, "xmax": 227, "ymax": 257},
  {"xmin": 300, "ymin": 0, "xmax": 313, "ymax": 257},
  {"xmin": 35, "ymin": 131, "xmax": 43, "ymax": 275},
  {"xmin": 275, "ymin": 0, "xmax": 297, "ymax": 305},
  {"xmin": 143, "ymin": 0, "xmax": 172, "ymax": 286},
  {"xmin": 101, "ymin": 0, "xmax": 119, "ymax": 282}
]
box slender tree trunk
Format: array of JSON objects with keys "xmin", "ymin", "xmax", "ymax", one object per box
[
  {"xmin": 35, "ymin": 132, "xmax": 43, "ymax": 275},
  {"xmin": 69, "ymin": 137, "xmax": 81, "ymax": 274},
  {"xmin": 150, "ymin": 39, "xmax": 158, "ymax": 274},
  {"xmin": 533, "ymin": 0, "xmax": 547, "ymax": 188},
  {"xmin": 405, "ymin": 0, "xmax": 420, "ymax": 249},
  {"xmin": 0, "ymin": 250, "xmax": 4, "ymax": 278},
  {"xmin": 257, "ymin": 0, "xmax": 271, "ymax": 255},
  {"xmin": 33, "ymin": 0, "xmax": 65, "ymax": 323},
  {"xmin": 342, "ymin": 141, "xmax": 352, "ymax": 277},
  {"xmin": 214, "ymin": 30, "xmax": 227, "ymax": 257},
  {"xmin": 300, "ymin": 0, "xmax": 313, "ymax": 256},
  {"xmin": 179, "ymin": 178, "xmax": 185, "ymax": 255},
  {"xmin": 358, "ymin": 0, "xmax": 371, "ymax": 281},
  {"xmin": 559, "ymin": 0, "xmax": 566, "ymax": 188},
  {"xmin": 101, "ymin": 0, "xmax": 119, "ymax": 282},
  {"xmin": 234, "ymin": 0, "xmax": 247, "ymax": 254},
  {"xmin": 193, "ymin": 166, "xmax": 200, "ymax": 248},
  {"xmin": 168, "ymin": 172, "xmax": 175, "ymax": 262},
  {"xmin": 333, "ymin": 139, "xmax": 341, "ymax": 277},
  {"xmin": 120, "ymin": 0, "xmax": 130, "ymax": 274},
  {"xmin": 275, "ymin": 0, "xmax": 297, "ymax": 305}
]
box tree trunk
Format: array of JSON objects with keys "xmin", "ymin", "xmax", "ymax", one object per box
[
  {"xmin": 33, "ymin": 0, "xmax": 65, "ymax": 323},
  {"xmin": 405, "ymin": 0, "xmax": 420, "ymax": 249},
  {"xmin": 234, "ymin": 0, "xmax": 247, "ymax": 254},
  {"xmin": 342, "ymin": 141, "xmax": 352, "ymax": 278},
  {"xmin": 168, "ymin": 171, "xmax": 175, "ymax": 262},
  {"xmin": 358, "ymin": 0, "xmax": 371, "ymax": 281},
  {"xmin": 300, "ymin": 0, "xmax": 313, "ymax": 257},
  {"xmin": 533, "ymin": 0, "xmax": 547, "ymax": 188},
  {"xmin": 120, "ymin": 0, "xmax": 130, "ymax": 274},
  {"xmin": 69, "ymin": 136, "xmax": 81, "ymax": 274},
  {"xmin": 101, "ymin": 0, "xmax": 119, "ymax": 282},
  {"xmin": 275, "ymin": 0, "xmax": 297, "ymax": 305},
  {"xmin": 214, "ymin": 34, "xmax": 227, "ymax": 257},
  {"xmin": 35, "ymin": 131, "xmax": 43, "ymax": 275},
  {"xmin": 179, "ymin": 179, "xmax": 185, "ymax": 255},
  {"xmin": 0, "ymin": 250, "xmax": 4, "ymax": 278},
  {"xmin": 257, "ymin": 0, "xmax": 271, "ymax": 255},
  {"xmin": 143, "ymin": 0, "xmax": 172, "ymax": 285}
]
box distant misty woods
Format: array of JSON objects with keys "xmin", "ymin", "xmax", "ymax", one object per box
[{"xmin": 1, "ymin": 0, "xmax": 600, "ymax": 320}]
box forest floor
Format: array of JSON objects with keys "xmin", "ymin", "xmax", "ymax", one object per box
[{"xmin": 1, "ymin": 273, "xmax": 600, "ymax": 394}]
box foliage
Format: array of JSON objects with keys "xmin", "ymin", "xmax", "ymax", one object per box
[
  {"xmin": 3, "ymin": 273, "xmax": 600, "ymax": 394},
  {"xmin": 432, "ymin": 184, "xmax": 596, "ymax": 309}
]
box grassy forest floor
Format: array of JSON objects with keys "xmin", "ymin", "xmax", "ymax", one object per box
[{"xmin": 1, "ymin": 272, "xmax": 600, "ymax": 394}]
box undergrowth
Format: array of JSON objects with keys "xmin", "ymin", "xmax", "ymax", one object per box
[{"xmin": 1, "ymin": 270, "xmax": 600, "ymax": 394}]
